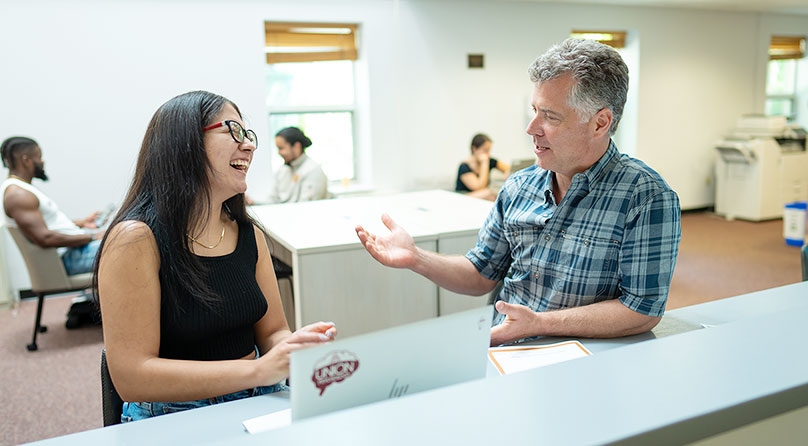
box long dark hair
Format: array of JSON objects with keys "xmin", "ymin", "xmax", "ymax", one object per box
[{"xmin": 92, "ymin": 90, "xmax": 260, "ymax": 305}]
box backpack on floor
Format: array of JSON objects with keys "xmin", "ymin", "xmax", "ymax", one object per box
[{"xmin": 65, "ymin": 297, "xmax": 101, "ymax": 329}]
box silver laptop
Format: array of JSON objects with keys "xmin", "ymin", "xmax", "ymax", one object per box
[
  {"xmin": 242, "ymin": 305, "xmax": 493, "ymax": 432},
  {"xmin": 289, "ymin": 305, "xmax": 493, "ymax": 421}
]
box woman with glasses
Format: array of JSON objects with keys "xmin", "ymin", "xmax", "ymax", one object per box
[{"xmin": 93, "ymin": 90, "xmax": 337, "ymax": 422}]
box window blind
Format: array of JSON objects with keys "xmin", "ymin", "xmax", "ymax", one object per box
[
  {"xmin": 570, "ymin": 30, "xmax": 627, "ymax": 49},
  {"xmin": 769, "ymin": 36, "xmax": 806, "ymax": 61},
  {"xmin": 265, "ymin": 22, "xmax": 358, "ymax": 64}
]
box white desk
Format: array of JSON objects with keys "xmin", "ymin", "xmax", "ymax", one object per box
[
  {"xmin": 249, "ymin": 190, "xmax": 494, "ymax": 337},
  {"xmin": 28, "ymin": 281, "xmax": 808, "ymax": 445}
]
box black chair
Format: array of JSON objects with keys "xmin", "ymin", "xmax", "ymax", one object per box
[
  {"xmin": 6, "ymin": 226, "xmax": 93, "ymax": 351},
  {"xmin": 801, "ymin": 243, "xmax": 807, "ymax": 281},
  {"xmin": 101, "ymin": 348, "xmax": 124, "ymax": 426},
  {"xmin": 272, "ymin": 255, "xmax": 295, "ymax": 330}
]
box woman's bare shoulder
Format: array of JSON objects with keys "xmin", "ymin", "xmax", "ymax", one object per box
[{"xmin": 105, "ymin": 220, "xmax": 158, "ymax": 251}]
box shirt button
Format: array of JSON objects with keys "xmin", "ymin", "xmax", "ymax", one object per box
[{"xmin": 544, "ymin": 235, "xmax": 550, "ymax": 241}]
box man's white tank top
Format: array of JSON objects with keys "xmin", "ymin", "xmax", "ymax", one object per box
[{"xmin": 1, "ymin": 178, "xmax": 83, "ymax": 237}]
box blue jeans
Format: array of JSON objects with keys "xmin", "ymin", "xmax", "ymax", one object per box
[
  {"xmin": 121, "ymin": 348, "xmax": 288, "ymax": 423},
  {"xmin": 61, "ymin": 239, "xmax": 101, "ymax": 275},
  {"xmin": 121, "ymin": 383, "xmax": 287, "ymax": 423}
]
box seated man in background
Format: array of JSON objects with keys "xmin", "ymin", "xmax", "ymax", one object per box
[
  {"xmin": 357, "ymin": 38, "xmax": 681, "ymax": 346},
  {"xmin": 455, "ymin": 133, "xmax": 510, "ymax": 201},
  {"xmin": 1, "ymin": 136, "xmax": 105, "ymax": 327},
  {"xmin": 245, "ymin": 126, "xmax": 328, "ymax": 205},
  {"xmin": 267, "ymin": 126, "xmax": 328, "ymax": 204}
]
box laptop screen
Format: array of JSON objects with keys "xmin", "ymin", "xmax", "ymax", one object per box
[{"xmin": 289, "ymin": 305, "xmax": 493, "ymax": 421}]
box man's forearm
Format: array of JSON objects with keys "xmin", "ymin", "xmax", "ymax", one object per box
[
  {"xmin": 535, "ymin": 299, "xmax": 660, "ymax": 339},
  {"xmin": 37, "ymin": 231, "xmax": 94, "ymax": 249},
  {"xmin": 410, "ymin": 249, "xmax": 496, "ymax": 296}
]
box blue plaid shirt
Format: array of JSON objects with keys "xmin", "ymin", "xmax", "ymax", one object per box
[{"xmin": 466, "ymin": 142, "xmax": 681, "ymax": 326}]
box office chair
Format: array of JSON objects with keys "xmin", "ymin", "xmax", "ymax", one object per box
[
  {"xmin": 802, "ymin": 243, "xmax": 807, "ymax": 281},
  {"xmin": 272, "ymin": 255, "xmax": 296, "ymax": 331},
  {"xmin": 100, "ymin": 348, "xmax": 124, "ymax": 426},
  {"xmin": 6, "ymin": 226, "xmax": 93, "ymax": 351}
]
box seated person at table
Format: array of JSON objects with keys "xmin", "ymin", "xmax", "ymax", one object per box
[
  {"xmin": 455, "ymin": 133, "xmax": 510, "ymax": 201},
  {"xmin": 266, "ymin": 126, "xmax": 328, "ymax": 204},
  {"xmin": 95, "ymin": 91, "xmax": 336, "ymax": 422},
  {"xmin": 357, "ymin": 38, "xmax": 681, "ymax": 346},
  {"xmin": 1, "ymin": 136, "xmax": 105, "ymax": 275},
  {"xmin": 2, "ymin": 136, "xmax": 107, "ymax": 328}
]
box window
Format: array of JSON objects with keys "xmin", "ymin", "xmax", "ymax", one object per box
[
  {"xmin": 265, "ymin": 22, "xmax": 360, "ymax": 183},
  {"xmin": 765, "ymin": 36, "xmax": 805, "ymax": 121},
  {"xmin": 765, "ymin": 59, "xmax": 797, "ymax": 118}
]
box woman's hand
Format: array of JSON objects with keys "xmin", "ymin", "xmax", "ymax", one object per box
[
  {"xmin": 293, "ymin": 321, "xmax": 337, "ymax": 343},
  {"xmin": 475, "ymin": 151, "xmax": 490, "ymax": 165},
  {"xmin": 257, "ymin": 321, "xmax": 337, "ymax": 384}
]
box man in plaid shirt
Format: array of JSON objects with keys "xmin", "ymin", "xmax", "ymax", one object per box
[{"xmin": 356, "ymin": 38, "xmax": 681, "ymax": 346}]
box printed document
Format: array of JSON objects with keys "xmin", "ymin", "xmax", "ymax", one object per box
[{"xmin": 488, "ymin": 340, "xmax": 592, "ymax": 375}]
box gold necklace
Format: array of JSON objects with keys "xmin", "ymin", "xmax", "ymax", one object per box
[
  {"xmin": 187, "ymin": 224, "xmax": 226, "ymax": 249},
  {"xmin": 8, "ymin": 174, "xmax": 28, "ymax": 183}
]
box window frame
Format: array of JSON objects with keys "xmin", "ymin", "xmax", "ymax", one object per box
[
  {"xmin": 265, "ymin": 21, "xmax": 364, "ymax": 186},
  {"xmin": 766, "ymin": 37, "xmax": 805, "ymax": 122}
]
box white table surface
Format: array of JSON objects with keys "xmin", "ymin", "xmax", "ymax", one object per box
[
  {"xmin": 248, "ymin": 190, "xmax": 495, "ymax": 334},
  {"xmin": 28, "ymin": 281, "xmax": 808, "ymax": 446}
]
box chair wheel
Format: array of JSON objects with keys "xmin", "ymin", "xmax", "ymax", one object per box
[
  {"xmin": 39, "ymin": 326, "xmax": 48, "ymax": 333},
  {"xmin": 27, "ymin": 343, "xmax": 38, "ymax": 351}
]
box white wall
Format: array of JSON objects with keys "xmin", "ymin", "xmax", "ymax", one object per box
[
  {"xmin": 3, "ymin": 0, "xmax": 808, "ymax": 210},
  {"xmin": 1, "ymin": 0, "xmax": 808, "ymax": 292}
]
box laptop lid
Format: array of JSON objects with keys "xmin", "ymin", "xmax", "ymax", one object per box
[{"xmin": 289, "ymin": 305, "xmax": 493, "ymax": 421}]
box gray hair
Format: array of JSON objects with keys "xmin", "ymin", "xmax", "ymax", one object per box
[{"xmin": 528, "ymin": 38, "xmax": 628, "ymax": 135}]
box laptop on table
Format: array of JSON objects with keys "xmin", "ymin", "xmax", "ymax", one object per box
[{"xmin": 243, "ymin": 305, "xmax": 493, "ymax": 432}]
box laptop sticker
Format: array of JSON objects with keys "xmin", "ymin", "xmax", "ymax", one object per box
[{"xmin": 312, "ymin": 350, "xmax": 360, "ymax": 395}]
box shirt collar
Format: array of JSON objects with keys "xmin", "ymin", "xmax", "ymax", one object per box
[
  {"xmin": 287, "ymin": 153, "xmax": 308, "ymax": 169},
  {"xmin": 540, "ymin": 139, "xmax": 619, "ymax": 201},
  {"xmin": 580, "ymin": 140, "xmax": 619, "ymax": 187}
]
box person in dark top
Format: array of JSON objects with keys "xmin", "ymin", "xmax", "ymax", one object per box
[
  {"xmin": 93, "ymin": 90, "xmax": 337, "ymax": 422},
  {"xmin": 455, "ymin": 133, "xmax": 510, "ymax": 201}
]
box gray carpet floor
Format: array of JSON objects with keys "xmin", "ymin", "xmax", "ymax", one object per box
[{"xmin": 0, "ymin": 293, "xmax": 103, "ymax": 445}]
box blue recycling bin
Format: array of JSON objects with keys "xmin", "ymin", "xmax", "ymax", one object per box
[{"xmin": 784, "ymin": 201, "xmax": 807, "ymax": 247}]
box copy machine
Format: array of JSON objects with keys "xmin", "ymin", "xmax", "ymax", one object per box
[{"xmin": 714, "ymin": 115, "xmax": 808, "ymax": 221}]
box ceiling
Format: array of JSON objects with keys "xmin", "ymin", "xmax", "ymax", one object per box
[{"xmin": 509, "ymin": 0, "xmax": 808, "ymax": 16}]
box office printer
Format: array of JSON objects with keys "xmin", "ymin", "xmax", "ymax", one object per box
[{"xmin": 714, "ymin": 115, "xmax": 808, "ymax": 221}]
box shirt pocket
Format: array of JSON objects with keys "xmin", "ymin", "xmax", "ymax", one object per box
[{"xmin": 555, "ymin": 230, "xmax": 620, "ymax": 299}]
